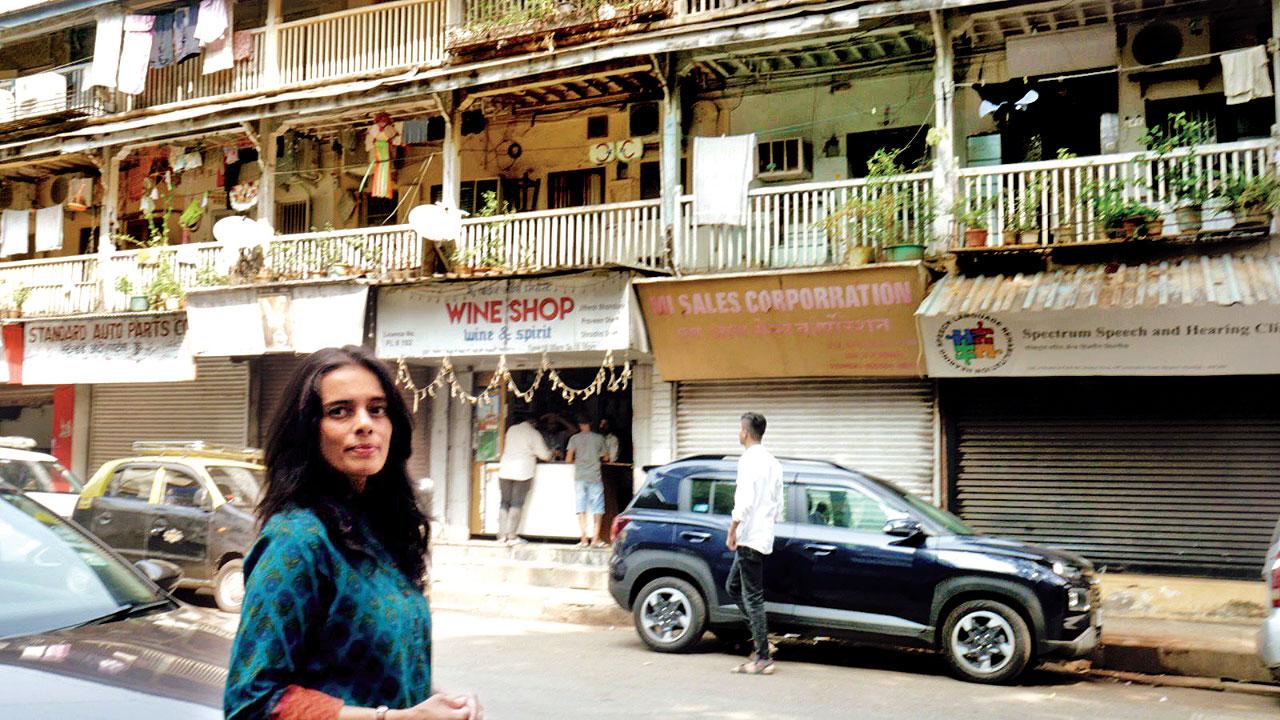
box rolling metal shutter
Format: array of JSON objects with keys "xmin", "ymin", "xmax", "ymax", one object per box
[
  {"xmin": 676, "ymin": 379, "xmax": 937, "ymax": 502},
  {"xmin": 947, "ymin": 378, "xmax": 1280, "ymax": 580},
  {"xmin": 87, "ymin": 358, "xmax": 249, "ymax": 476},
  {"xmin": 256, "ymin": 355, "xmax": 303, "ymax": 449}
]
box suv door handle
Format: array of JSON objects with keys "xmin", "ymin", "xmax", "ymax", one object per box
[
  {"xmin": 681, "ymin": 531, "xmax": 711, "ymax": 543},
  {"xmin": 803, "ymin": 543, "xmax": 837, "ymax": 556},
  {"xmin": 96, "ymin": 512, "xmax": 112, "ymax": 525}
]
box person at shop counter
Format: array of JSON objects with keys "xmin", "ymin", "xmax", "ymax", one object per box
[
  {"xmin": 540, "ymin": 413, "xmax": 577, "ymax": 461},
  {"xmin": 599, "ymin": 416, "xmax": 621, "ymax": 464},
  {"xmin": 565, "ymin": 416, "xmax": 608, "ymax": 548},
  {"xmin": 497, "ymin": 412, "xmax": 552, "ymax": 545}
]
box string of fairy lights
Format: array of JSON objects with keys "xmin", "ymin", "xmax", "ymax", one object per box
[{"xmin": 394, "ymin": 351, "xmax": 632, "ymax": 412}]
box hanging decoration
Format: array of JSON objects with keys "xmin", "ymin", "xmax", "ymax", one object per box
[
  {"xmin": 394, "ymin": 351, "xmax": 632, "ymax": 413},
  {"xmin": 359, "ymin": 112, "xmax": 403, "ymax": 199}
]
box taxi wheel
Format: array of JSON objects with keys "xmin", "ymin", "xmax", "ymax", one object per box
[{"xmin": 214, "ymin": 559, "xmax": 245, "ymax": 614}]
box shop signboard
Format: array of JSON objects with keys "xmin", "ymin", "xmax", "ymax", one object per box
[
  {"xmin": 376, "ymin": 272, "xmax": 635, "ymax": 358},
  {"xmin": 918, "ymin": 304, "xmax": 1280, "ymax": 377},
  {"xmin": 634, "ymin": 265, "xmax": 928, "ymax": 380},
  {"xmin": 21, "ymin": 313, "xmax": 195, "ymax": 384},
  {"xmin": 186, "ymin": 283, "xmax": 368, "ymax": 357}
]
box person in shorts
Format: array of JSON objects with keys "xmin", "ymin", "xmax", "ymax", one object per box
[{"xmin": 565, "ymin": 416, "xmax": 608, "ymax": 548}]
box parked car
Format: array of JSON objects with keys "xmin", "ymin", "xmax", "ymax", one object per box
[
  {"xmin": 0, "ymin": 437, "xmax": 83, "ymax": 518},
  {"xmin": 0, "ymin": 483, "xmax": 231, "ymax": 718},
  {"xmin": 1257, "ymin": 517, "xmax": 1280, "ymax": 680},
  {"xmin": 608, "ymin": 456, "xmax": 1100, "ymax": 684},
  {"xmin": 73, "ymin": 442, "xmax": 264, "ymax": 613}
]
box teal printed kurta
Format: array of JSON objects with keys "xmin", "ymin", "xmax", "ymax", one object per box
[{"xmin": 224, "ymin": 507, "xmax": 431, "ymax": 719}]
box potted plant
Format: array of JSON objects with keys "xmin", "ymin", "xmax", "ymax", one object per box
[
  {"xmin": 452, "ymin": 191, "xmax": 512, "ymax": 274},
  {"xmin": 1002, "ymin": 181, "xmax": 1043, "ymax": 246},
  {"xmin": 1142, "ymin": 113, "xmax": 1210, "ymax": 234},
  {"xmin": 1224, "ymin": 172, "xmax": 1280, "ymax": 226},
  {"xmin": 12, "ymin": 284, "xmax": 31, "ymax": 317},
  {"xmin": 115, "ymin": 276, "xmax": 149, "ymax": 311},
  {"xmin": 145, "ymin": 254, "xmax": 184, "ymax": 311},
  {"xmin": 953, "ymin": 197, "xmax": 993, "ymax": 248},
  {"xmin": 820, "ymin": 148, "xmax": 929, "ymax": 261}
]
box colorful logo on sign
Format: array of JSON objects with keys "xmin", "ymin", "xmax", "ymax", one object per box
[{"xmin": 935, "ymin": 314, "xmax": 1012, "ymax": 373}]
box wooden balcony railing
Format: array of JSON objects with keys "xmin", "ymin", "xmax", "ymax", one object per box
[{"xmin": 457, "ymin": 200, "xmax": 665, "ymax": 272}]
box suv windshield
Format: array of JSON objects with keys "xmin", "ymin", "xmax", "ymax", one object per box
[
  {"xmin": 0, "ymin": 491, "xmax": 161, "ymax": 639},
  {"xmin": 207, "ymin": 466, "xmax": 264, "ymax": 510},
  {"xmin": 0, "ymin": 458, "xmax": 84, "ymax": 494},
  {"xmin": 861, "ymin": 473, "xmax": 976, "ymax": 536}
]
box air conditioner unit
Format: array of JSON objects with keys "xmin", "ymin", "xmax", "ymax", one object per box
[
  {"xmin": 38, "ymin": 176, "xmax": 69, "ymax": 207},
  {"xmin": 756, "ymin": 138, "xmax": 813, "ymax": 182},
  {"xmin": 1122, "ymin": 17, "xmax": 1210, "ymax": 69}
]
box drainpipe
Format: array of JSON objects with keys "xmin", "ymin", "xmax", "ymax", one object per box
[
  {"xmin": 659, "ymin": 53, "xmax": 683, "ymax": 271},
  {"xmin": 931, "ymin": 10, "xmax": 957, "ymax": 255}
]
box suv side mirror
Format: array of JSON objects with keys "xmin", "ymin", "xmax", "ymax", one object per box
[
  {"xmin": 135, "ymin": 559, "xmax": 183, "ymax": 593},
  {"xmin": 884, "ymin": 518, "xmax": 925, "ymax": 539}
]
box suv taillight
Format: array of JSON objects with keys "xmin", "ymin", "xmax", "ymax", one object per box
[
  {"xmin": 611, "ymin": 515, "xmax": 632, "ymax": 542},
  {"xmin": 1271, "ymin": 560, "xmax": 1280, "ymax": 608}
]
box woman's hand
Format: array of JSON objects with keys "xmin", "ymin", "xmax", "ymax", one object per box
[{"xmin": 391, "ymin": 693, "xmax": 483, "ymax": 720}]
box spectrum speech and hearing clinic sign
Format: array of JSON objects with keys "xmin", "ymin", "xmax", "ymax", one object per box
[{"xmin": 634, "ymin": 265, "xmax": 928, "ymax": 380}]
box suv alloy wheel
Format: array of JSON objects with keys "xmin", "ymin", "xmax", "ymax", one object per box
[
  {"xmin": 633, "ymin": 577, "xmax": 706, "ymax": 653},
  {"xmin": 214, "ymin": 558, "xmax": 245, "ymax": 613},
  {"xmin": 941, "ymin": 599, "xmax": 1032, "ymax": 683}
]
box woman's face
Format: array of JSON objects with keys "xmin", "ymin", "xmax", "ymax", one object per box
[{"xmin": 318, "ymin": 364, "xmax": 391, "ymax": 491}]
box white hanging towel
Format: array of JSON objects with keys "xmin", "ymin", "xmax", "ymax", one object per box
[
  {"xmin": 0, "ymin": 88, "xmax": 14, "ymax": 122},
  {"xmin": 1221, "ymin": 46, "xmax": 1274, "ymax": 106},
  {"xmin": 1, "ymin": 209, "xmax": 30, "ymax": 258},
  {"xmin": 201, "ymin": 1, "xmax": 234, "ymax": 75},
  {"xmin": 15, "ymin": 72, "xmax": 67, "ymax": 117},
  {"xmin": 692, "ymin": 134, "xmax": 756, "ymax": 226},
  {"xmin": 117, "ymin": 15, "xmax": 156, "ymax": 96},
  {"xmin": 35, "ymin": 205, "xmax": 65, "ymax": 253},
  {"xmin": 195, "ymin": 0, "xmax": 230, "ymax": 46},
  {"xmin": 85, "ymin": 9, "xmax": 125, "ymax": 90}
]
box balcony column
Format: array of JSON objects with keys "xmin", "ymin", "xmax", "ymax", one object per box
[
  {"xmin": 263, "ymin": 0, "xmax": 282, "ymax": 88},
  {"xmin": 446, "ymin": 0, "xmax": 465, "ymax": 29},
  {"xmin": 660, "ymin": 54, "xmax": 684, "ymax": 268},
  {"xmin": 930, "ymin": 10, "xmax": 958, "ymax": 252},
  {"xmin": 97, "ymin": 146, "xmax": 129, "ymax": 255},
  {"xmin": 257, "ymin": 118, "xmax": 281, "ymax": 226},
  {"xmin": 441, "ymin": 91, "xmax": 463, "ymax": 212}
]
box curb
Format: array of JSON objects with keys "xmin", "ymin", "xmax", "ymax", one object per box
[{"xmin": 1041, "ymin": 663, "xmax": 1280, "ymax": 699}]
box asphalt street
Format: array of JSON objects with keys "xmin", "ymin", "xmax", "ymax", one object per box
[{"xmin": 428, "ymin": 611, "xmax": 1280, "ymax": 720}]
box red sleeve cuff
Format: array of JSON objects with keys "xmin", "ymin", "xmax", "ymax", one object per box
[{"xmin": 269, "ymin": 685, "xmax": 345, "ymax": 720}]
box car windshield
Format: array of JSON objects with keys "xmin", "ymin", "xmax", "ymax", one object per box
[
  {"xmin": 861, "ymin": 472, "xmax": 976, "ymax": 536},
  {"xmin": 207, "ymin": 466, "xmax": 264, "ymax": 510},
  {"xmin": 0, "ymin": 491, "xmax": 162, "ymax": 639},
  {"xmin": 0, "ymin": 458, "xmax": 84, "ymax": 494}
]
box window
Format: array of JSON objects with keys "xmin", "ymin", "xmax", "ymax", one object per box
[
  {"xmin": 845, "ymin": 126, "xmax": 931, "ymax": 178},
  {"xmin": 160, "ymin": 468, "xmax": 208, "ymax": 509},
  {"xmin": 631, "ymin": 477, "xmax": 677, "ymax": 511},
  {"xmin": 548, "ymin": 168, "xmax": 605, "ymax": 209},
  {"xmin": 106, "ymin": 466, "xmax": 157, "ymax": 500},
  {"xmin": 690, "ymin": 478, "xmax": 736, "ymax": 516},
  {"xmin": 587, "ymin": 115, "xmax": 609, "ymax": 139},
  {"xmin": 275, "ymin": 200, "xmax": 310, "ymax": 234},
  {"xmin": 429, "ymin": 179, "xmax": 501, "ymax": 216},
  {"xmin": 208, "ymin": 466, "xmax": 263, "ymax": 510},
  {"xmin": 362, "ymin": 193, "xmax": 399, "ymax": 226},
  {"xmin": 803, "ymin": 486, "xmax": 889, "ymax": 533},
  {"xmin": 1, "ymin": 460, "xmax": 83, "ymax": 494}
]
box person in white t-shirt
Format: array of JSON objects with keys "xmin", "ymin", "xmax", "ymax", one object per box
[
  {"xmin": 726, "ymin": 411, "xmax": 784, "ymax": 675},
  {"xmin": 496, "ymin": 412, "xmax": 551, "ymax": 545}
]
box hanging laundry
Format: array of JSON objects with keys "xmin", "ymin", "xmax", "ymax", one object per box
[
  {"xmin": 35, "ymin": 205, "xmax": 64, "ymax": 253},
  {"xmin": 1221, "ymin": 46, "xmax": 1274, "ymax": 106},
  {"xmin": 140, "ymin": 182, "xmax": 158, "ymax": 215},
  {"xmin": 0, "ymin": 88, "xmax": 15, "ymax": 123},
  {"xmin": 180, "ymin": 193, "xmax": 207, "ymax": 230},
  {"xmin": 223, "ymin": 146, "xmax": 240, "ymax": 165},
  {"xmin": 173, "ymin": 2, "xmax": 200, "ymax": 62},
  {"xmin": 202, "ymin": 33, "xmax": 234, "ymax": 75},
  {"xmin": 0, "ymin": 209, "xmax": 30, "ymax": 258},
  {"xmin": 150, "ymin": 12, "xmax": 175, "ymax": 68},
  {"xmin": 229, "ymin": 181, "xmax": 259, "ymax": 211},
  {"xmin": 126, "ymin": 164, "xmax": 147, "ymax": 203},
  {"xmin": 692, "ymin": 134, "xmax": 756, "ymax": 226},
  {"xmin": 401, "ymin": 118, "xmax": 433, "ymax": 145},
  {"xmin": 232, "ymin": 31, "xmax": 254, "ymax": 62},
  {"xmin": 66, "ymin": 178, "xmax": 94, "ymax": 212},
  {"xmin": 184, "ymin": 150, "xmax": 204, "ymax": 170},
  {"xmin": 195, "ymin": 0, "xmax": 230, "ymax": 46},
  {"xmin": 360, "ymin": 112, "xmax": 403, "ymax": 199},
  {"xmin": 117, "ymin": 14, "xmax": 156, "ymax": 96},
  {"xmin": 86, "ymin": 9, "xmax": 125, "ymax": 90},
  {"xmin": 15, "ymin": 72, "xmax": 67, "ymax": 117},
  {"xmin": 276, "ymin": 133, "xmax": 297, "ymax": 176}
]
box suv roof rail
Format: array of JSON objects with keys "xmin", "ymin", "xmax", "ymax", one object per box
[
  {"xmin": 132, "ymin": 441, "xmax": 263, "ymax": 463},
  {"xmin": 674, "ymin": 453, "xmax": 848, "ymax": 471},
  {"xmin": 0, "ymin": 436, "xmax": 37, "ymax": 450}
]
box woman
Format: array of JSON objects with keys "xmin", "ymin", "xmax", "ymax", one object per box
[{"xmin": 225, "ymin": 346, "xmax": 481, "ymax": 720}]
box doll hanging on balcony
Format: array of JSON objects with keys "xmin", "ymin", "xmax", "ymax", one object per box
[{"xmin": 360, "ymin": 112, "xmax": 403, "ymax": 199}]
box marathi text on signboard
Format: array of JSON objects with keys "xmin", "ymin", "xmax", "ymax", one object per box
[
  {"xmin": 22, "ymin": 314, "xmax": 195, "ymax": 385},
  {"xmin": 918, "ymin": 306, "xmax": 1280, "ymax": 377},
  {"xmin": 375, "ymin": 273, "xmax": 634, "ymax": 358},
  {"xmin": 634, "ymin": 265, "xmax": 928, "ymax": 380}
]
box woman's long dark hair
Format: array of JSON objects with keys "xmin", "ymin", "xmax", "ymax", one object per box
[{"xmin": 259, "ymin": 345, "xmax": 428, "ymax": 589}]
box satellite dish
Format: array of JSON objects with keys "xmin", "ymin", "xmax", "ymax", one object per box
[
  {"xmin": 212, "ymin": 215, "xmax": 272, "ymax": 245},
  {"xmin": 408, "ymin": 203, "xmax": 466, "ymax": 242}
]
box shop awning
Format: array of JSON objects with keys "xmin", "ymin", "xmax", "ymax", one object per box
[
  {"xmin": 916, "ymin": 254, "xmax": 1280, "ymax": 377},
  {"xmin": 186, "ymin": 281, "xmax": 368, "ymax": 357},
  {"xmin": 634, "ymin": 263, "xmax": 929, "ymax": 381}
]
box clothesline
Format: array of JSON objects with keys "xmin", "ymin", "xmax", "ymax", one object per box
[{"xmin": 955, "ymin": 46, "xmax": 1271, "ymax": 88}]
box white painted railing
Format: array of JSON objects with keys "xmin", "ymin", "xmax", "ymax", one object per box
[
  {"xmin": 104, "ymin": 243, "xmax": 223, "ymax": 312},
  {"xmin": 0, "ymin": 63, "xmax": 104, "ymax": 124},
  {"xmin": 957, "ymin": 139, "xmax": 1275, "ymax": 247},
  {"xmin": 457, "ymin": 200, "xmax": 665, "ymax": 272},
  {"xmin": 268, "ymin": 226, "xmax": 426, "ymax": 279},
  {"xmin": 676, "ymin": 174, "xmax": 935, "ymax": 272},
  {"xmin": 277, "ymin": 0, "xmax": 445, "ymax": 85},
  {"xmin": 131, "ymin": 32, "xmax": 264, "ymax": 110},
  {"xmin": 0, "ymin": 255, "xmax": 100, "ymax": 316}
]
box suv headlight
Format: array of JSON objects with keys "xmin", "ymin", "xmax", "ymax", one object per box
[{"xmin": 1051, "ymin": 560, "xmax": 1083, "ymax": 580}]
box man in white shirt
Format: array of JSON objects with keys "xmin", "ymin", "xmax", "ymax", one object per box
[
  {"xmin": 497, "ymin": 412, "xmax": 552, "ymax": 545},
  {"xmin": 726, "ymin": 411, "xmax": 784, "ymax": 675}
]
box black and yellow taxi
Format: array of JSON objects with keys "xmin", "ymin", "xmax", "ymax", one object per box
[{"xmin": 73, "ymin": 442, "xmax": 264, "ymax": 613}]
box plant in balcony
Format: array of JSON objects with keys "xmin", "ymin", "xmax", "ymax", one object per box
[
  {"xmin": 1142, "ymin": 112, "xmax": 1211, "ymax": 234},
  {"xmin": 819, "ymin": 148, "xmax": 929, "ymax": 262},
  {"xmin": 194, "ymin": 263, "xmax": 228, "ymax": 288},
  {"xmin": 1220, "ymin": 171, "xmax": 1279, "ymax": 228},
  {"xmin": 145, "ymin": 254, "xmax": 184, "ymax": 311},
  {"xmin": 115, "ymin": 276, "xmax": 149, "ymax": 312},
  {"xmin": 451, "ymin": 191, "xmax": 512, "ymax": 274},
  {"xmin": 11, "ymin": 284, "xmax": 31, "ymax": 317},
  {"xmin": 952, "ymin": 197, "xmax": 993, "ymax": 248},
  {"xmin": 1002, "ymin": 181, "xmax": 1044, "ymax": 246}
]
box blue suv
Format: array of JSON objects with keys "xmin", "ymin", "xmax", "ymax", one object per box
[{"xmin": 608, "ymin": 456, "xmax": 1100, "ymax": 683}]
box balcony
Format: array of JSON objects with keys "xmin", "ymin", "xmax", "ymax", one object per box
[
  {"xmin": 447, "ymin": 0, "xmax": 670, "ymax": 54},
  {"xmin": 0, "ymin": 63, "xmax": 106, "ymax": 133},
  {"xmin": 955, "ymin": 139, "xmax": 1276, "ymax": 250}
]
